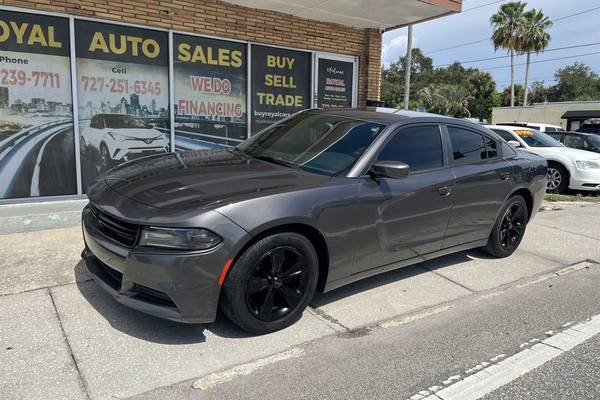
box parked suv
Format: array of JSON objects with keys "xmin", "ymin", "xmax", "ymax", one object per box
[
  {"xmin": 487, "ymin": 125, "xmax": 600, "ymax": 193},
  {"xmin": 80, "ymin": 114, "xmax": 169, "ymax": 168}
]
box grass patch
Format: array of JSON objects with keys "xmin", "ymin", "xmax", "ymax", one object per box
[{"xmin": 544, "ymin": 193, "xmax": 600, "ymax": 202}]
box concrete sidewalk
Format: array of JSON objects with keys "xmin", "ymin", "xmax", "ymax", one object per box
[{"xmin": 1, "ymin": 201, "xmax": 600, "ymax": 400}]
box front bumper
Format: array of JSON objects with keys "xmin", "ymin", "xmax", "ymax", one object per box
[
  {"xmin": 569, "ymin": 168, "xmax": 600, "ymax": 191},
  {"xmin": 113, "ymin": 145, "xmax": 169, "ymax": 161},
  {"xmin": 81, "ymin": 205, "xmax": 249, "ymax": 324}
]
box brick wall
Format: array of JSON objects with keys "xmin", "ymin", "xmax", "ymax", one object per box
[{"xmin": 0, "ymin": 0, "xmax": 384, "ymax": 104}]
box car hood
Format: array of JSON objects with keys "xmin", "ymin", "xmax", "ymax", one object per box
[
  {"xmin": 96, "ymin": 148, "xmax": 330, "ymax": 210},
  {"xmin": 112, "ymin": 128, "xmax": 163, "ymax": 139},
  {"xmin": 531, "ymin": 146, "xmax": 600, "ymax": 161}
]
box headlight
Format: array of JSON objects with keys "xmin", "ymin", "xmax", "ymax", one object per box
[
  {"xmin": 139, "ymin": 227, "xmax": 222, "ymax": 250},
  {"xmin": 575, "ymin": 160, "xmax": 600, "ymax": 169}
]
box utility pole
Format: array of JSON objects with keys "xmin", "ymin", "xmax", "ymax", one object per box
[{"xmin": 403, "ymin": 25, "xmax": 413, "ymax": 110}]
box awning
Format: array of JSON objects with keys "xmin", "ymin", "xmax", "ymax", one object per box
[
  {"xmin": 223, "ymin": 0, "xmax": 461, "ymax": 30},
  {"xmin": 561, "ymin": 110, "xmax": 600, "ymax": 119}
]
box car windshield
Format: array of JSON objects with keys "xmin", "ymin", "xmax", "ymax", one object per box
[
  {"xmin": 237, "ymin": 112, "xmax": 386, "ymax": 176},
  {"xmin": 513, "ymin": 129, "xmax": 562, "ymax": 148},
  {"xmin": 104, "ymin": 115, "xmax": 150, "ymax": 129},
  {"xmin": 586, "ymin": 135, "xmax": 600, "ymax": 147}
]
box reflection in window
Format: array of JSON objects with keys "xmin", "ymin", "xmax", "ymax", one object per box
[
  {"xmin": 448, "ymin": 127, "xmax": 486, "ymax": 163},
  {"xmin": 376, "ymin": 126, "xmax": 443, "ymax": 172},
  {"xmin": 239, "ymin": 112, "xmax": 386, "ymax": 176}
]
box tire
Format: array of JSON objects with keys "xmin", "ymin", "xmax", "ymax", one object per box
[
  {"xmin": 221, "ymin": 233, "xmax": 319, "ymax": 334},
  {"xmin": 546, "ymin": 163, "xmax": 569, "ymax": 194},
  {"xmin": 99, "ymin": 143, "xmax": 111, "ymax": 170},
  {"xmin": 483, "ymin": 195, "xmax": 528, "ymax": 258}
]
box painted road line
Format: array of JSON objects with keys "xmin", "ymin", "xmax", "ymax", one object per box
[{"xmin": 408, "ymin": 313, "xmax": 600, "ymax": 400}]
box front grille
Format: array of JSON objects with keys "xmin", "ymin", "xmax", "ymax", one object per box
[
  {"xmin": 134, "ymin": 284, "xmax": 177, "ymax": 308},
  {"xmin": 89, "ymin": 204, "xmax": 139, "ymax": 247}
]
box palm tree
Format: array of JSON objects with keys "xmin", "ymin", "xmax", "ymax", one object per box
[
  {"xmin": 520, "ymin": 9, "xmax": 552, "ymax": 105},
  {"xmin": 490, "ymin": 2, "xmax": 527, "ymax": 107}
]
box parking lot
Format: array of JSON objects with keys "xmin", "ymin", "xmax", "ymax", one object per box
[{"xmin": 2, "ymin": 198, "xmax": 600, "ymax": 400}]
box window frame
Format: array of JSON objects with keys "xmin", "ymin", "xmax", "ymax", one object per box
[
  {"xmin": 361, "ymin": 123, "xmax": 449, "ymax": 176},
  {"xmin": 444, "ymin": 124, "xmax": 502, "ymax": 166}
]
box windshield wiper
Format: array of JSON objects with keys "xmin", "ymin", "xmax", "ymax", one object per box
[{"xmin": 251, "ymin": 155, "xmax": 297, "ymax": 168}]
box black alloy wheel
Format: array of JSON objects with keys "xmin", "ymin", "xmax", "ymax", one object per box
[
  {"xmin": 499, "ymin": 202, "xmax": 526, "ymax": 251},
  {"xmin": 245, "ymin": 246, "xmax": 308, "ymax": 322},
  {"xmin": 483, "ymin": 195, "xmax": 528, "ymax": 258},
  {"xmin": 221, "ymin": 233, "xmax": 318, "ymax": 334}
]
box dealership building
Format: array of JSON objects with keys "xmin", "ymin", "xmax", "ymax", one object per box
[{"xmin": 0, "ymin": 0, "xmax": 461, "ymax": 204}]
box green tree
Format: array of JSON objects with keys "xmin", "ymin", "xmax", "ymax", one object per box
[
  {"xmin": 500, "ymin": 84, "xmax": 525, "ymax": 107},
  {"xmin": 418, "ymin": 84, "xmax": 471, "ymax": 118},
  {"xmin": 546, "ymin": 62, "xmax": 600, "ymax": 101},
  {"xmin": 490, "ymin": 1, "xmax": 527, "ymax": 107},
  {"xmin": 468, "ymin": 71, "xmax": 498, "ymax": 121},
  {"xmin": 381, "ymin": 48, "xmax": 433, "ymax": 107},
  {"xmin": 519, "ymin": 8, "xmax": 552, "ymax": 105},
  {"xmin": 528, "ymin": 80, "xmax": 548, "ymax": 103}
]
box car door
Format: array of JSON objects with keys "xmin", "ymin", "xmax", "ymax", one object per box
[
  {"xmin": 442, "ymin": 125, "xmax": 515, "ymax": 248},
  {"xmin": 352, "ymin": 124, "xmax": 455, "ymax": 274}
]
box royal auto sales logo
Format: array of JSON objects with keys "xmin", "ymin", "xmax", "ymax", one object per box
[{"xmin": 326, "ymin": 67, "xmax": 344, "ymax": 76}]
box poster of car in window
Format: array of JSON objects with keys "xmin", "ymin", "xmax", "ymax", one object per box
[
  {"xmin": 0, "ymin": 10, "xmax": 76, "ymax": 199},
  {"xmin": 173, "ymin": 34, "xmax": 247, "ymax": 151},
  {"xmin": 250, "ymin": 45, "xmax": 311, "ymax": 133},
  {"xmin": 317, "ymin": 58, "xmax": 354, "ymax": 108},
  {"xmin": 74, "ymin": 20, "xmax": 170, "ymax": 191}
]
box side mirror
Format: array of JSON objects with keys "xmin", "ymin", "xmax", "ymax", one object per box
[
  {"xmin": 507, "ymin": 140, "xmax": 521, "ymax": 149},
  {"xmin": 370, "ymin": 161, "xmax": 410, "ymax": 179}
]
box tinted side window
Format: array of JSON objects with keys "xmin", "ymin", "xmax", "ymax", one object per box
[
  {"xmin": 491, "ymin": 129, "xmax": 517, "ymax": 142},
  {"xmin": 448, "ymin": 127, "xmax": 486, "ymax": 164},
  {"xmin": 376, "ymin": 125, "xmax": 443, "ymax": 172},
  {"xmin": 485, "ymin": 137, "xmax": 498, "ymax": 158}
]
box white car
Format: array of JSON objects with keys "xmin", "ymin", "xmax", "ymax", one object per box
[
  {"xmin": 498, "ymin": 122, "xmax": 565, "ymax": 133},
  {"xmin": 486, "ymin": 125, "xmax": 600, "ymax": 193},
  {"xmin": 80, "ymin": 114, "xmax": 169, "ymax": 169}
]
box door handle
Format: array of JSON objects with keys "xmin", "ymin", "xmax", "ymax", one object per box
[
  {"xmin": 438, "ymin": 186, "xmax": 452, "ymax": 197},
  {"xmin": 500, "ymin": 172, "xmax": 511, "ymax": 181}
]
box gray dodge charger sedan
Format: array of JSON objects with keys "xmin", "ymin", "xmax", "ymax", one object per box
[{"xmin": 82, "ymin": 108, "xmax": 547, "ymax": 333}]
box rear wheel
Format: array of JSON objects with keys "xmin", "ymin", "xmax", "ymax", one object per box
[
  {"xmin": 221, "ymin": 233, "xmax": 319, "ymax": 334},
  {"xmin": 547, "ymin": 163, "xmax": 569, "ymax": 193},
  {"xmin": 483, "ymin": 195, "xmax": 528, "ymax": 258}
]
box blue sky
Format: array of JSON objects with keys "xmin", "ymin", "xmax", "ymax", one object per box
[{"xmin": 381, "ymin": 0, "xmax": 600, "ymax": 89}]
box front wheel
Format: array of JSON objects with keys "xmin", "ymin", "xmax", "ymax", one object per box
[
  {"xmin": 547, "ymin": 163, "xmax": 569, "ymax": 193},
  {"xmin": 483, "ymin": 195, "xmax": 528, "ymax": 258},
  {"xmin": 221, "ymin": 233, "xmax": 319, "ymax": 334},
  {"xmin": 99, "ymin": 143, "xmax": 111, "ymax": 170}
]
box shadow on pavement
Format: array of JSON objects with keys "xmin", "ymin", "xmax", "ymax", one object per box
[
  {"xmin": 311, "ymin": 248, "xmax": 489, "ymax": 307},
  {"xmin": 73, "ymin": 247, "xmax": 490, "ymax": 341}
]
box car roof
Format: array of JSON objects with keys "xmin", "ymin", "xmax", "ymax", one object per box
[{"xmin": 309, "ymin": 107, "xmax": 459, "ymax": 125}]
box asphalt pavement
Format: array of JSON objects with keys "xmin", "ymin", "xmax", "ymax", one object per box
[{"xmin": 1, "ymin": 199, "xmax": 600, "ymax": 400}]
